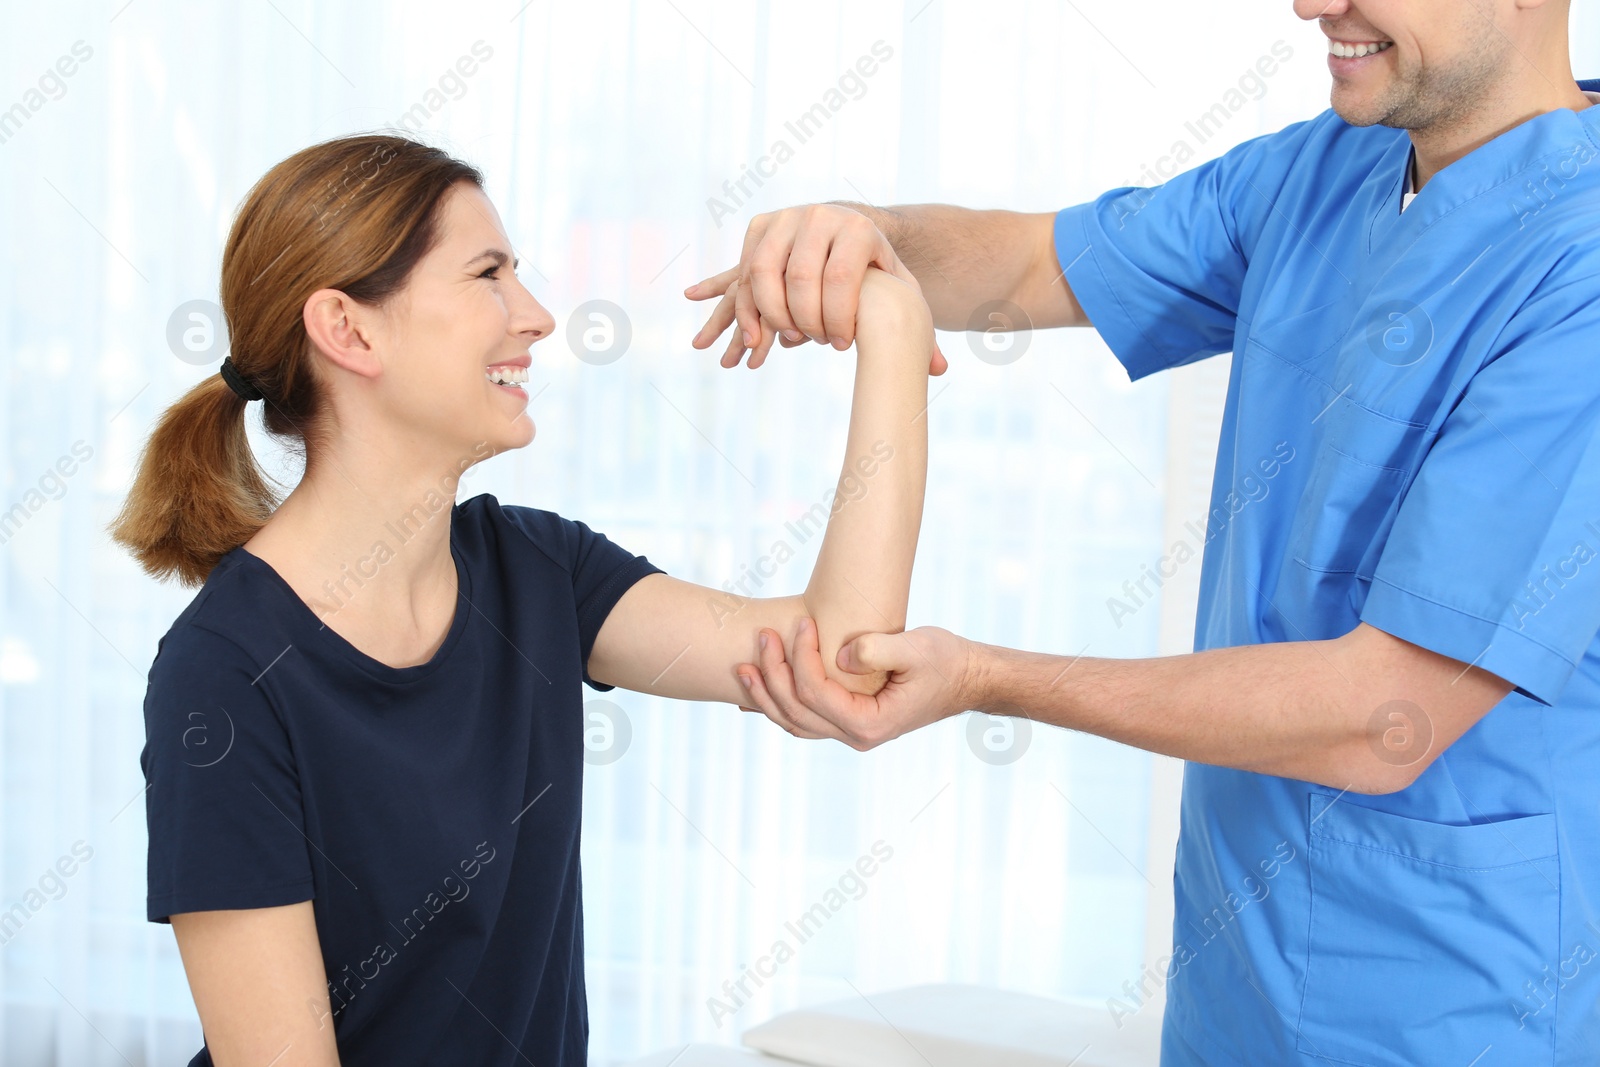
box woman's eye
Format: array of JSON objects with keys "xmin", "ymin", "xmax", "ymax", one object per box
[{"xmin": 480, "ymin": 265, "xmax": 500, "ymax": 279}]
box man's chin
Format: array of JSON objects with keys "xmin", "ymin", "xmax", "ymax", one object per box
[{"xmin": 1329, "ymin": 89, "xmax": 1391, "ymax": 129}]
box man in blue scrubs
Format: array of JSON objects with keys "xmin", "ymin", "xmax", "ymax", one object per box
[{"xmin": 688, "ymin": 1, "xmax": 1600, "ymax": 1063}]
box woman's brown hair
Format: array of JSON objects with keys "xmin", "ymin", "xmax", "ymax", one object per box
[{"xmin": 108, "ymin": 133, "xmax": 484, "ymax": 587}]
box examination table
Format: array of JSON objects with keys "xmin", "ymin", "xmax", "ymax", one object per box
[{"xmin": 622, "ymin": 983, "xmax": 1163, "ymax": 1067}]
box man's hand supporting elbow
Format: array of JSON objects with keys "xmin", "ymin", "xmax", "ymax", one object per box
[{"xmin": 739, "ymin": 619, "xmax": 1514, "ymax": 792}]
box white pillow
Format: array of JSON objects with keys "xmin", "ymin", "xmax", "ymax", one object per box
[{"xmin": 740, "ymin": 983, "xmax": 1162, "ymax": 1067}]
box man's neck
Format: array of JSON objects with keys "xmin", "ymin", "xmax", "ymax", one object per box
[{"xmin": 1410, "ymin": 77, "xmax": 1594, "ymax": 192}]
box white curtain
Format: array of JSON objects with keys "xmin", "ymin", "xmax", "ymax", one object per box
[{"xmin": 6, "ymin": 1, "xmax": 1594, "ymax": 1063}]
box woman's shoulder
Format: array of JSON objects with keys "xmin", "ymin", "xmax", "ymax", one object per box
[
  {"xmin": 152, "ymin": 549, "xmax": 288, "ymax": 667},
  {"xmin": 456, "ymin": 491, "xmax": 633, "ymax": 575}
]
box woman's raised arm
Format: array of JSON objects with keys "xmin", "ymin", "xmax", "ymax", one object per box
[{"xmin": 586, "ymin": 266, "xmax": 931, "ymax": 711}]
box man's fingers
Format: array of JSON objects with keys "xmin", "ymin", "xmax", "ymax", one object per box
[
  {"xmin": 752, "ymin": 629, "xmax": 851, "ymax": 739},
  {"xmin": 716, "ymin": 278, "xmax": 756, "ymax": 368},
  {"xmin": 733, "ymin": 274, "xmax": 767, "ymax": 355},
  {"xmin": 783, "ymin": 222, "xmax": 836, "ymax": 342},
  {"xmin": 696, "ymin": 289, "xmax": 738, "ymax": 352},
  {"xmin": 746, "ymin": 315, "xmax": 780, "ymax": 371},
  {"xmin": 867, "ymin": 245, "xmax": 946, "ymax": 375},
  {"xmin": 738, "ymin": 667, "xmax": 828, "ymax": 739},
  {"xmin": 733, "ymin": 213, "xmax": 775, "ymax": 346},
  {"xmin": 719, "ymin": 303, "xmax": 749, "ymax": 368},
  {"xmin": 686, "ymin": 265, "xmax": 740, "ymax": 302},
  {"xmin": 706, "ymin": 205, "xmax": 941, "ymax": 367},
  {"xmin": 885, "ymin": 254, "xmax": 918, "ymax": 289},
  {"xmin": 819, "ymin": 233, "xmax": 874, "ymax": 350},
  {"xmin": 788, "ymin": 619, "xmax": 883, "ymax": 750},
  {"xmin": 788, "ymin": 616, "xmax": 835, "ymax": 708},
  {"xmin": 756, "ymin": 626, "xmax": 811, "ymax": 725},
  {"xmin": 745, "ymin": 214, "xmax": 806, "ymax": 337},
  {"xmin": 837, "ymin": 630, "xmax": 907, "ymax": 676}
]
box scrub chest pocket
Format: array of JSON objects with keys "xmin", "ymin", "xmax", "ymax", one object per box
[
  {"xmin": 1244, "ymin": 318, "xmax": 1435, "ymax": 589},
  {"xmin": 1297, "ymin": 792, "xmax": 1560, "ymax": 1066}
]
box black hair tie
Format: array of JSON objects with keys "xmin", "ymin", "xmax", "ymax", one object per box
[{"xmin": 219, "ymin": 357, "xmax": 263, "ymax": 402}]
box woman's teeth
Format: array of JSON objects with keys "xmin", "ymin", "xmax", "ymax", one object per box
[
  {"xmin": 1329, "ymin": 40, "xmax": 1392, "ymax": 59},
  {"xmin": 487, "ymin": 365, "xmax": 530, "ymax": 385}
]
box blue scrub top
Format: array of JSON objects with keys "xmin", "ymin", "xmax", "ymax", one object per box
[{"xmin": 1055, "ymin": 90, "xmax": 1600, "ymax": 1066}]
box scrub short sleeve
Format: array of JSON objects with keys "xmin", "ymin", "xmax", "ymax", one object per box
[
  {"xmin": 1360, "ymin": 271, "xmax": 1600, "ymax": 706},
  {"xmin": 502, "ymin": 506, "xmax": 666, "ymax": 691},
  {"xmin": 1053, "ymin": 115, "xmax": 1322, "ymax": 381},
  {"xmin": 142, "ymin": 625, "xmax": 315, "ymax": 923}
]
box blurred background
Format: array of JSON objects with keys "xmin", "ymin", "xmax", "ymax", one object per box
[{"xmin": 2, "ymin": 1, "xmax": 1595, "ymax": 1063}]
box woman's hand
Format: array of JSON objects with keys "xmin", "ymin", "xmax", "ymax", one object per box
[
  {"xmin": 736, "ymin": 616, "xmax": 982, "ymax": 749},
  {"xmin": 686, "ymin": 204, "xmax": 948, "ymax": 374}
]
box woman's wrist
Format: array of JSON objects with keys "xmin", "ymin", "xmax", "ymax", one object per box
[{"xmin": 855, "ymin": 273, "xmax": 935, "ymax": 368}]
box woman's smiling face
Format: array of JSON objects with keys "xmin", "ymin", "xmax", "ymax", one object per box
[{"xmin": 360, "ymin": 180, "xmax": 554, "ymax": 460}]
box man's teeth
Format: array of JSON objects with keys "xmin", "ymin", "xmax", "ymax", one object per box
[
  {"xmin": 1329, "ymin": 40, "xmax": 1392, "ymax": 58},
  {"xmin": 486, "ymin": 365, "xmax": 530, "ymax": 385}
]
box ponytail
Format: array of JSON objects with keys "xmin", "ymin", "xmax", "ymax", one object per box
[{"xmin": 107, "ymin": 374, "xmax": 278, "ymax": 586}]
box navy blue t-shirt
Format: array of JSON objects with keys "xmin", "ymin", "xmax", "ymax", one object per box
[{"xmin": 140, "ymin": 492, "xmax": 663, "ymax": 1066}]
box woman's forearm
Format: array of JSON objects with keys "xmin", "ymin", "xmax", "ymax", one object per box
[
  {"xmin": 586, "ymin": 272, "xmax": 929, "ymax": 708},
  {"xmin": 802, "ymin": 270, "xmax": 932, "ymax": 695}
]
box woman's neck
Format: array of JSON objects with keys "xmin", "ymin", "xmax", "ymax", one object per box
[{"xmin": 243, "ymin": 459, "xmax": 465, "ymax": 657}]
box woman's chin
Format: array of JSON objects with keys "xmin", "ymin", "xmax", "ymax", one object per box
[
  {"xmin": 482, "ymin": 387, "xmax": 537, "ymax": 444},
  {"xmin": 500, "ymin": 415, "xmax": 536, "ymax": 450}
]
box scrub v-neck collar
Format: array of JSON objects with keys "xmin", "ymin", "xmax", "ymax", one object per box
[{"xmin": 1369, "ymin": 95, "xmax": 1600, "ymax": 248}]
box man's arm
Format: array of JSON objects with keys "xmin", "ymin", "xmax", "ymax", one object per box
[
  {"xmin": 734, "ymin": 620, "xmax": 1513, "ymax": 796},
  {"xmin": 688, "ymin": 203, "xmax": 1088, "ymax": 372},
  {"xmin": 848, "ymin": 203, "xmax": 1089, "ymax": 333}
]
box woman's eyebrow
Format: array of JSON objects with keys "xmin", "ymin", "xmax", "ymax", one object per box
[{"xmin": 467, "ymin": 248, "xmax": 519, "ymax": 270}]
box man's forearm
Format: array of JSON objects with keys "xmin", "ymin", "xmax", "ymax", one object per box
[
  {"xmin": 835, "ymin": 202, "xmax": 1084, "ymax": 331},
  {"xmin": 969, "ymin": 637, "xmax": 1403, "ymax": 794}
]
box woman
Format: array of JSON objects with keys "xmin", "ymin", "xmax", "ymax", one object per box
[{"xmin": 108, "ymin": 134, "xmax": 932, "ymax": 1067}]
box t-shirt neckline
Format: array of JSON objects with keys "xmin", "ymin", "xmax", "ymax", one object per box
[{"xmin": 231, "ymin": 516, "xmax": 473, "ymax": 684}]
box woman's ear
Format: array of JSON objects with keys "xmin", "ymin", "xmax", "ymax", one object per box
[{"xmin": 302, "ymin": 288, "xmax": 382, "ymax": 380}]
